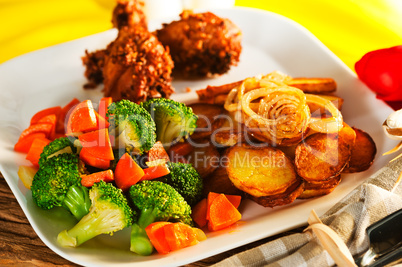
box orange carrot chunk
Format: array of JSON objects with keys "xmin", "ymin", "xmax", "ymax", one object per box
[
  {"xmin": 14, "ymin": 133, "xmax": 46, "ymax": 153},
  {"xmin": 191, "ymin": 198, "xmax": 208, "ymax": 228},
  {"xmin": 164, "ymin": 222, "xmax": 199, "ymax": 251},
  {"xmin": 141, "ymin": 163, "xmax": 170, "ymax": 181},
  {"xmin": 25, "ymin": 137, "xmax": 51, "ymax": 167},
  {"xmin": 208, "ymin": 194, "xmax": 242, "ymax": 231},
  {"xmin": 98, "ymin": 97, "xmax": 112, "ymax": 119},
  {"xmin": 30, "ymin": 106, "xmax": 61, "ymax": 125},
  {"xmin": 57, "ymin": 98, "xmax": 80, "ymax": 134},
  {"xmin": 148, "ymin": 141, "xmax": 170, "ymax": 162},
  {"xmin": 79, "ymin": 148, "xmax": 111, "ymax": 169},
  {"xmin": 18, "ymin": 123, "xmax": 54, "ymax": 141},
  {"xmin": 78, "ymin": 128, "xmax": 114, "ymax": 160},
  {"xmin": 145, "ymin": 222, "xmax": 172, "ymax": 255},
  {"xmin": 95, "ymin": 111, "xmax": 110, "ymax": 130},
  {"xmin": 114, "ymin": 153, "xmax": 144, "ymax": 191},
  {"xmin": 66, "ymin": 100, "xmax": 98, "ymax": 135},
  {"xmin": 81, "ymin": 169, "xmax": 114, "ymax": 187}
]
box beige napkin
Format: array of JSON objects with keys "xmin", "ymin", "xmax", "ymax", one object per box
[{"xmin": 213, "ymin": 156, "xmax": 402, "ymax": 267}]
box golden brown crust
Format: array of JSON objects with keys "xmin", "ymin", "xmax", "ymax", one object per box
[
  {"xmin": 156, "ymin": 10, "xmax": 242, "ymax": 77},
  {"xmin": 82, "ymin": 49, "xmax": 107, "ymax": 89},
  {"xmin": 112, "ymin": 0, "xmax": 147, "ymax": 30}
]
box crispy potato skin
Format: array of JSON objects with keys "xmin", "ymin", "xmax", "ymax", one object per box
[
  {"xmin": 343, "ymin": 127, "xmax": 377, "ymax": 173},
  {"xmin": 156, "ymin": 10, "xmax": 242, "ymax": 77},
  {"xmin": 188, "ymin": 103, "xmax": 226, "ymax": 141},
  {"xmin": 226, "ymin": 144, "xmax": 297, "ymax": 197},
  {"xmin": 202, "ymin": 165, "xmax": 243, "ymax": 196}
]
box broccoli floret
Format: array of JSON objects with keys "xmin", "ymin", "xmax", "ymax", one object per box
[
  {"xmin": 38, "ymin": 136, "xmax": 77, "ymax": 167},
  {"xmin": 163, "ymin": 162, "xmax": 203, "ymax": 206},
  {"xmin": 128, "ymin": 180, "xmax": 193, "ymax": 255},
  {"xmin": 57, "ymin": 180, "xmax": 133, "ymax": 247},
  {"xmin": 107, "ymin": 99, "xmax": 156, "ymax": 155},
  {"xmin": 141, "ymin": 98, "xmax": 197, "ymax": 149},
  {"xmin": 31, "ymin": 153, "xmax": 90, "ymax": 221}
]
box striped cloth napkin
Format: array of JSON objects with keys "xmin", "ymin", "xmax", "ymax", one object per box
[{"xmin": 213, "ymin": 156, "xmax": 402, "ymax": 267}]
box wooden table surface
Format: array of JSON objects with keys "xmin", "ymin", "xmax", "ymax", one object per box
[{"xmin": 0, "ymin": 172, "xmax": 303, "ymax": 267}]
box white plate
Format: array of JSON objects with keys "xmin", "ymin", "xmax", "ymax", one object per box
[{"xmin": 0, "ymin": 7, "xmax": 396, "ymax": 267}]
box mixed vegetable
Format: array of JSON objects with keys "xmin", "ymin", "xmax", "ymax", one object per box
[{"xmin": 14, "ymin": 97, "xmax": 243, "ymax": 256}]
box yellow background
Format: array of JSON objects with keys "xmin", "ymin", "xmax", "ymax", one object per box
[{"xmin": 1, "ymin": 0, "xmax": 401, "ymax": 69}]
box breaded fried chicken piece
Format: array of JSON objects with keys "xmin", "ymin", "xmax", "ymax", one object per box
[
  {"xmin": 82, "ymin": 49, "xmax": 107, "ymax": 89},
  {"xmin": 112, "ymin": 0, "xmax": 147, "ymax": 30},
  {"xmin": 155, "ymin": 10, "xmax": 242, "ymax": 77},
  {"xmin": 102, "ymin": 26, "xmax": 174, "ymax": 103}
]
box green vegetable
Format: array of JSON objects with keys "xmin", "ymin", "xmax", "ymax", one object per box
[
  {"xmin": 38, "ymin": 136, "xmax": 77, "ymax": 167},
  {"xmin": 107, "ymin": 99, "xmax": 156, "ymax": 155},
  {"xmin": 163, "ymin": 162, "xmax": 203, "ymax": 206},
  {"xmin": 128, "ymin": 180, "xmax": 193, "ymax": 255},
  {"xmin": 31, "ymin": 153, "xmax": 90, "ymax": 220},
  {"xmin": 57, "ymin": 180, "xmax": 133, "ymax": 247},
  {"xmin": 141, "ymin": 98, "xmax": 197, "ymax": 149}
]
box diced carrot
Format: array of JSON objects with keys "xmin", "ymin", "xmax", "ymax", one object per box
[
  {"xmin": 141, "ymin": 163, "xmax": 170, "ymax": 181},
  {"xmin": 80, "ymin": 169, "xmax": 114, "ymax": 187},
  {"xmin": 14, "ymin": 133, "xmax": 46, "ymax": 153},
  {"xmin": 168, "ymin": 142, "xmax": 193, "ymax": 162},
  {"xmin": 191, "ymin": 198, "xmax": 208, "ymax": 228},
  {"xmin": 98, "ymin": 97, "xmax": 112, "ymax": 119},
  {"xmin": 79, "ymin": 148, "xmax": 110, "ymax": 169},
  {"xmin": 95, "ymin": 111, "xmax": 110, "ymax": 130},
  {"xmin": 114, "ymin": 153, "xmax": 144, "ymax": 191},
  {"xmin": 206, "ymin": 192, "xmax": 220, "ymax": 221},
  {"xmin": 18, "ymin": 123, "xmax": 54, "ymax": 141},
  {"xmin": 148, "ymin": 141, "xmax": 170, "ymax": 162},
  {"xmin": 25, "ymin": 137, "xmax": 51, "ymax": 167},
  {"xmin": 57, "ymin": 98, "xmax": 80, "ymax": 134},
  {"xmin": 38, "ymin": 114, "xmax": 57, "ymax": 140},
  {"xmin": 30, "ymin": 106, "xmax": 61, "ymax": 125},
  {"xmin": 207, "ymin": 194, "xmax": 242, "ymax": 231},
  {"xmin": 145, "ymin": 222, "xmax": 172, "ymax": 255},
  {"xmin": 66, "ymin": 100, "xmax": 98, "ymax": 135},
  {"xmin": 164, "ymin": 222, "xmax": 199, "ymax": 251},
  {"xmin": 225, "ymin": 195, "xmax": 242, "ymax": 209},
  {"xmin": 78, "ymin": 128, "xmax": 114, "ymax": 160}
]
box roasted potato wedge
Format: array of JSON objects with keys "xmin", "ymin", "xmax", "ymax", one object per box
[
  {"xmin": 248, "ymin": 179, "xmax": 304, "ymax": 207},
  {"xmin": 295, "ymin": 124, "xmax": 355, "ymax": 182},
  {"xmin": 287, "ymin": 77, "xmax": 337, "ymax": 94},
  {"xmin": 196, "ymin": 80, "xmax": 242, "ymax": 104},
  {"xmin": 188, "ymin": 103, "xmax": 226, "ymax": 140},
  {"xmin": 225, "ymin": 144, "xmax": 298, "ymax": 197},
  {"xmin": 186, "ymin": 139, "xmax": 220, "ymax": 178},
  {"xmin": 202, "ymin": 165, "xmax": 243, "ymax": 196},
  {"xmin": 343, "ymin": 127, "xmax": 377, "ymax": 173}
]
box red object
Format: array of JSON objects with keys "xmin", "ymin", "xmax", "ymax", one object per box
[
  {"xmin": 79, "ymin": 148, "xmax": 110, "ymax": 169},
  {"xmin": 81, "ymin": 169, "xmax": 114, "ymax": 187},
  {"xmin": 98, "ymin": 97, "xmax": 112, "ymax": 119},
  {"xmin": 30, "ymin": 106, "xmax": 61, "ymax": 125},
  {"xmin": 78, "ymin": 128, "xmax": 114, "ymax": 160},
  {"xmin": 37, "ymin": 114, "xmax": 57, "ymax": 140},
  {"xmin": 145, "ymin": 222, "xmax": 172, "ymax": 255},
  {"xmin": 191, "ymin": 198, "xmax": 208, "ymax": 228},
  {"xmin": 355, "ymin": 45, "xmax": 402, "ymax": 110},
  {"xmin": 141, "ymin": 163, "xmax": 170, "ymax": 181},
  {"xmin": 57, "ymin": 98, "xmax": 80, "ymax": 133},
  {"xmin": 207, "ymin": 194, "xmax": 242, "ymax": 231},
  {"xmin": 114, "ymin": 153, "xmax": 144, "ymax": 191},
  {"xmin": 148, "ymin": 141, "xmax": 170, "ymax": 162},
  {"xmin": 14, "ymin": 133, "xmax": 46, "ymax": 153},
  {"xmin": 18, "ymin": 123, "xmax": 54, "ymax": 141},
  {"xmin": 66, "ymin": 100, "xmax": 98, "ymax": 135},
  {"xmin": 95, "ymin": 111, "xmax": 110, "ymax": 130},
  {"xmin": 25, "ymin": 137, "xmax": 51, "ymax": 167}
]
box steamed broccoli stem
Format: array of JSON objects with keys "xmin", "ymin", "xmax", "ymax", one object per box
[
  {"xmin": 62, "ymin": 184, "xmax": 91, "ymax": 221},
  {"xmin": 130, "ymin": 207, "xmax": 157, "ymax": 255}
]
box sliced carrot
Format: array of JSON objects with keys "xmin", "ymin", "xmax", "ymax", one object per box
[
  {"xmin": 98, "ymin": 97, "xmax": 112, "ymax": 119},
  {"xmin": 25, "ymin": 137, "xmax": 51, "ymax": 167},
  {"xmin": 18, "ymin": 123, "xmax": 54, "ymax": 142},
  {"xmin": 163, "ymin": 222, "xmax": 199, "ymax": 251},
  {"xmin": 57, "ymin": 98, "xmax": 80, "ymax": 134},
  {"xmin": 114, "ymin": 153, "xmax": 144, "ymax": 191},
  {"xmin": 80, "ymin": 169, "xmax": 114, "ymax": 187},
  {"xmin": 66, "ymin": 100, "xmax": 98, "ymax": 135},
  {"xmin": 79, "ymin": 147, "xmax": 110, "ymax": 169},
  {"xmin": 148, "ymin": 141, "xmax": 170, "ymax": 162},
  {"xmin": 141, "ymin": 163, "xmax": 170, "ymax": 181},
  {"xmin": 38, "ymin": 114, "xmax": 57, "ymax": 140},
  {"xmin": 14, "ymin": 133, "xmax": 46, "ymax": 153},
  {"xmin": 191, "ymin": 198, "xmax": 208, "ymax": 228},
  {"xmin": 145, "ymin": 222, "xmax": 172, "ymax": 255},
  {"xmin": 207, "ymin": 192, "xmax": 241, "ymax": 221},
  {"xmin": 78, "ymin": 128, "xmax": 114, "ymax": 160},
  {"xmin": 206, "ymin": 192, "xmax": 220, "ymax": 221},
  {"xmin": 95, "ymin": 111, "xmax": 110, "ymax": 130},
  {"xmin": 30, "ymin": 106, "xmax": 61, "ymax": 125},
  {"xmin": 208, "ymin": 194, "xmax": 242, "ymax": 232}
]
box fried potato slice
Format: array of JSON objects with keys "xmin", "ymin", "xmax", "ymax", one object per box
[
  {"xmin": 295, "ymin": 124, "xmax": 355, "ymax": 182},
  {"xmin": 189, "ymin": 103, "xmax": 226, "ymax": 140},
  {"xmin": 202, "ymin": 165, "xmax": 243, "ymax": 196},
  {"xmin": 343, "ymin": 127, "xmax": 377, "ymax": 173},
  {"xmin": 196, "ymin": 80, "xmax": 243, "ymax": 104},
  {"xmin": 287, "ymin": 77, "xmax": 337, "ymax": 94},
  {"xmin": 225, "ymin": 144, "xmax": 298, "ymax": 197},
  {"xmin": 248, "ymin": 179, "xmax": 304, "ymax": 207},
  {"xmin": 186, "ymin": 139, "xmax": 220, "ymax": 178}
]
